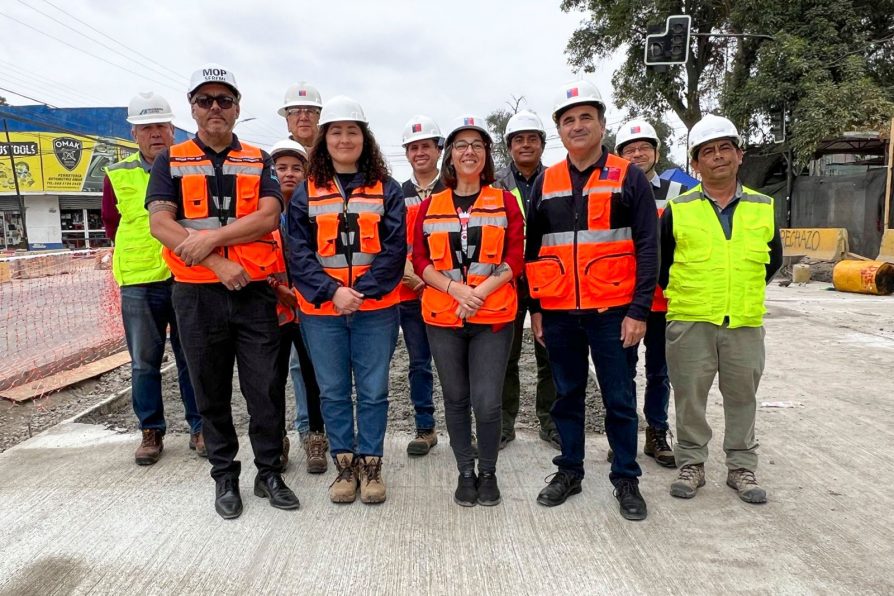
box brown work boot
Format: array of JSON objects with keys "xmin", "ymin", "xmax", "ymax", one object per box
[
  {"xmin": 727, "ymin": 468, "xmax": 768, "ymax": 504},
  {"xmin": 644, "ymin": 426, "xmax": 676, "ymax": 468},
  {"xmin": 304, "ymin": 432, "xmax": 329, "ymax": 474},
  {"xmin": 670, "ymin": 463, "xmax": 706, "ymax": 499},
  {"xmin": 406, "ymin": 429, "xmax": 438, "ymax": 456},
  {"xmin": 329, "ymin": 453, "xmax": 358, "ymax": 504},
  {"xmin": 134, "ymin": 429, "xmax": 163, "ymax": 465},
  {"xmin": 357, "ymin": 456, "xmax": 386, "ymax": 504},
  {"xmin": 189, "ymin": 430, "xmax": 207, "ymax": 458},
  {"xmin": 281, "ymin": 436, "xmax": 291, "ymax": 471}
]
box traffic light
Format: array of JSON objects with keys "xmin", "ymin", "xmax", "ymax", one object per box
[
  {"xmin": 769, "ymin": 105, "xmax": 786, "ymax": 143},
  {"xmin": 644, "ymin": 15, "xmax": 691, "ymax": 66}
]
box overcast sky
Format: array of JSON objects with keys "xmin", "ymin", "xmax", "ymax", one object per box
[{"xmin": 0, "ymin": 0, "xmax": 644, "ymax": 181}]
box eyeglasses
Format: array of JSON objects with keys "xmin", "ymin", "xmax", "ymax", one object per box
[
  {"xmin": 621, "ymin": 142, "xmax": 655, "ymax": 157},
  {"xmin": 192, "ymin": 94, "xmax": 237, "ymax": 110},
  {"xmin": 286, "ymin": 107, "xmax": 321, "ymax": 118},
  {"xmin": 452, "ymin": 140, "xmax": 486, "ymax": 153}
]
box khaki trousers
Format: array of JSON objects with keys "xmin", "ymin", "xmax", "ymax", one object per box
[{"xmin": 665, "ymin": 320, "xmax": 765, "ymax": 471}]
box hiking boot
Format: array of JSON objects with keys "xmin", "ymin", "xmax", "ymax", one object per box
[
  {"xmin": 454, "ymin": 470, "xmax": 477, "ymax": 507},
  {"xmin": 189, "ymin": 430, "xmax": 207, "ymax": 458},
  {"xmin": 670, "ymin": 463, "xmax": 706, "ymax": 499},
  {"xmin": 214, "ymin": 477, "xmax": 242, "ymax": 520},
  {"xmin": 727, "ymin": 468, "xmax": 768, "ymax": 504},
  {"xmin": 644, "ymin": 426, "xmax": 676, "ymax": 468},
  {"xmin": 538, "ymin": 429, "xmax": 561, "ymax": 451},
  {"xmin": 254, "ymin": 473, "xmax": 300, "ymax": 510},
  {"xmin": 477, "ymin": 471, "xmax": 501, "ymax": 506},
  {"xmin": 135, "ymin": 429, "xmax": 163, "ymax": 465},
  {"xmin": 613, "ymin": 478, "xmax": 647, "ymax": 521},
  {"xmin": 281, "ymin": 436, "xmax": 290, "ymax": 471},
  {"xmin": 304, "ymin": 432, "xmax": 328, "ymax": 474},
  {"xmin": 329, "ymin": 453, "xmax": 359, "ymax": 504},
  {"xmin": 536, "ymin": 471, "xmax": 582, "ymax": 507},
  {"xmin": 407, "ymin": 429, "xmax": 438, "ymax": 456},
  {"xmin": 499, "ymin": 430, "xmax": 516, "ymax": 450},
  {"xmin": 357, "ymin": 456, "xmax": 386, "ymax": 504}
]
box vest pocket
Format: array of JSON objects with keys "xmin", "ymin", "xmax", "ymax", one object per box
[
  {"xmin": 235, "ymin": 175, "xmax": 260, "ymax": 217},
  {"xmin": 583, "ymin": 253, "xmax": 636, "ymax": 300},
  {"xmin": 479, "ymin": 225, "xmax": 505, "ymax": 264},
  {"xmin": 421, "ymin": 286, "xmax": 460, "ymax": 326},
  {"xmin": 526, "ymin": 256, "xmax": 570, "ymax": 299},
  {"xmin": 357, "ymin": 212, "xmax": 382, "ymax": 253},
  {"xmin": 181, "ymin": 174, "xmax": 209, "ymax": 218},
  {"xmin": 315, "ymin": 213, "xmax": 340, "ymax": 257},
  {"xmin": 427, "ymin": 232, "xmax": 453, "ymax": 270}
]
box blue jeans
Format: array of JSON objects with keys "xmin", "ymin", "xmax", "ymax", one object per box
[
  {"xmin": 629, "ymin": 310, "xmax": 670, "ymax": 430},
  {"xmin": 121, "ymin": 281, "xmax": 200, "ymax": 434},
  {"xmin": 398, "ymin": 300, "xmax": 435, "ymax": 430},
  {"xmin": 289, "ymin": 346, "xmax": 310, "ymax": 434},
  {"xmin": 542, "ymin": 309, "xmax": 641, "ymax": 482},
  {"xmin": 300, "ymin": 307, "xmax": 399, "ymax": 457}
]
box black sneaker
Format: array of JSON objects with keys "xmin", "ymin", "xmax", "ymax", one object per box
[
  {"xmin": 536, "ymin": 471, "xmax": 582, "ymax": 507},
  {"xmin": 613, "ymin": 478, "xmax": 647, "ymax": 521},
  {"xmin": 477, "ymin": 471, "xmax": 502, "ymax": 506},
  {"xmin": 454, "ymin": 470, "xmax": 477, "ymax": 507}
]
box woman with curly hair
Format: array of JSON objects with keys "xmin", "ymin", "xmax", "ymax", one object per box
[{"xmin": 286, "ymin": 96, "xmax": 405, "ymax": 505}]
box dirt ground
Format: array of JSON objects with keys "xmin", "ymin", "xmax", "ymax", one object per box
[{"xmin": 1, "ymin": 329, "xmax": 605, "ymax": 452}]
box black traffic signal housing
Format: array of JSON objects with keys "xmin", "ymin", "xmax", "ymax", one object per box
[
  {"xmin": 769, "ymin": 105, "xmax": 786, "ymax": 143},
  {"xmin": 644, "ymin": 15, "xmax": 691, "ymax": 66}
]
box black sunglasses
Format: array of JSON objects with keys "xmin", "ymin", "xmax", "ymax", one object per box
[{"xmin": 193, "ymin": 94, "xmax": 237, "ymax": 109}]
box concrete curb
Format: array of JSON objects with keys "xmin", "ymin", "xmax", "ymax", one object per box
[{"xmin": 63, "ymin": 361, "xmax": 176, "ymax": 424}]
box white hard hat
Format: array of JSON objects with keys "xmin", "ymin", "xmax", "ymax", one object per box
[
  {"xmin": 615, "ymin": 118, "xmax": 660, "ymax": 153},
  {"xmin": 504, "ymin": 110, "xmax": 546, "ymax": 144},
  {"xmin": 445, "ymin": 114, "xmax": 493, "ymax": 145},
  {"xmin": 552, "ymin": 80, "xmax": 606, "ymax": 122},
  {"xmin": 187, "ymin": 63, "xmax": 240, "ymax": 100},
  {"xmin": 277, "ymin": 82, "xmax": 323, "ymax": 117},
  {"xmin": 126, "ymin": 92, "xmax": 174, "ymax": 125},
  {"xmin": 270, "ymin": 139, "xmax": 308, "ymax": 161},
  {"xmin": 318, "ymin": 95, "xmax": 368, "ymax": 126},
  {"xmin": 688, "ymin": 114, "xmax": 741, "ymax": 158},
  {"xmin": 401, "ymin": 115, "xmax": 443, "ymax": 147}
]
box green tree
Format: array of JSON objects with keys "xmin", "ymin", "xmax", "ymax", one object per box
[
  {"xmin": 561, "ymin": 0, "xmax": 894, "ymax": 162},
  {"xmin": 486, "ymin": 96, "xmax": 526, "ymax": 170}
]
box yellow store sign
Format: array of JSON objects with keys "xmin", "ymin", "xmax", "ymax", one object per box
[{"xmin": 0, "ymin": 132, "xmax": 137, "ymax": 195}]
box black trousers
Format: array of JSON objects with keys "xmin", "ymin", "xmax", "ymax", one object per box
[
  {"xmin": 276, "ymin": 321, "xmax": 324, "ymax": 433},
  {"xmin": 172, "ymin": 281, "xmax": 284, "ymax": 480}
]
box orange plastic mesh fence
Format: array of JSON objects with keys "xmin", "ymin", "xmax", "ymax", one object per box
[{"xmin": 0, "ymin": 249, "xmax": 124, "ymax": 394}]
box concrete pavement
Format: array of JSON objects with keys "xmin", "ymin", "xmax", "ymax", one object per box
[{"xmin": 1, "ymin": 283, "xmax": 893, "ymax": 595}]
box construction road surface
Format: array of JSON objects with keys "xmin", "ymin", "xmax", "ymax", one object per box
[{"xmin": 1, "ymin": 283, "xmax": 892, "ymax": 595}]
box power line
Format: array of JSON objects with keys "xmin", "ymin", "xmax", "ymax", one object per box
[
  {"xmin": 0, "ymin": 85, "xmax": 59, "ymax": 109},
  {"xmin": 38, "ymin": 0, "xmax": 187, "ymax": 82},
  {"xmin": 0, "ymin": 10, "xmax": 181, "ymax": 94},
  {"xmin": 0, "ymin": 58, "xmax": 105, "ymax": 106}
]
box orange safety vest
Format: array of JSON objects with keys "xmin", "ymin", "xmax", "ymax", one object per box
[
  {"xmin": 298, "ymin": 178, "xmax": 401, "ymax": 316},
  {"xmin": 162, "ymin": 140, "xmax": 282, "ymax": 283},
  {"xmin": 526, "ymin": 154, "xmax": 636, "ymax": 311},
  {"xmin": 270, "ymin": 229, "xmax": 298, "ymax": 326},
  {"xmin": 651, "ymin": 203, "xmax": 668, "ymax": 312},
  {"xmin": 400, "ymin": 192, "xmax": 425, "ymax": 302},
  {"xmin": 420, "ymin": 185, "xmax": 517, "ymax": 327}
]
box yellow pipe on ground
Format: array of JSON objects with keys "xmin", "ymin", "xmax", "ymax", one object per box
[{"xmin": 832, "ymin": 260, "xmax": 894, "ymax": 295}]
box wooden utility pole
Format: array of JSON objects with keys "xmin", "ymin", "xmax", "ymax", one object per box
[{"xmin": 884, "ymin": 117, "xmax": 894, "ymax": 230}]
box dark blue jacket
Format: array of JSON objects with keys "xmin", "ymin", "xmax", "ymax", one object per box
[{"xmin": 286, "ymin": 173, "xmax": 406, "ymax": 306}]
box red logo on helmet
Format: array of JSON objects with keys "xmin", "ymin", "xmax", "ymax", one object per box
[
  {"xmin": 566, "ymin": 88, "xmax": 579, "ymax": 98},
  {"xmin": 631, "ymin": 126, "xmax": 641, "ymax": 133},
  {"xmin": 412, "ymin": 123, "xmax": 422, "ymax": 133},
  {"xmin": 298, "ymin": 90, "xmax": 307, "ymax": 97},
  {"xmin": 464, "ymin": 117, "xmax": 475, "ymax": 126}
]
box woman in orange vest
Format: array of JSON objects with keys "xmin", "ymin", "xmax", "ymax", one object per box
[
  {"xmin": 286, "ymin": 96, "xmax": 405, "ymax": 505},
  {"xmin": 412, "ymin": 115, "xmax": 524, "ymax": 507}
]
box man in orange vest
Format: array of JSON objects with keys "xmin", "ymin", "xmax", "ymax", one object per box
[
  {"xmin": 525, "ymin": 81, "xmax": 658, "ymax": 521},
  {"xmin": 147, "ymin": 64, "xmax": 299, "ymax": 520}
]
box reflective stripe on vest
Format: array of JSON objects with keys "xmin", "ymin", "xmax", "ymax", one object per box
[
  {"xmin": 271, "ymin": 229, "xmax": 296, "ymax": 326},
  {"xmin": 161, "ymin": 139, "xmax": 282, "ymax": 283},
  {"xmin": 106, "ymin": 152, "xmax": 171, "ymax": 286},
  {"xmin": 664, "ymin": 184, "xmax": 774, "ymax": 328},
  {"xmin": 420, "ymin": 185, "xmax": 517, "ymax": 327},
  {"xmin": 298, "ymin": 178, "xmax": 400, "ymax": 316},
  {"xmin": 525, "ymin": 154, "xmax": 636, "ymax": 311}
]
